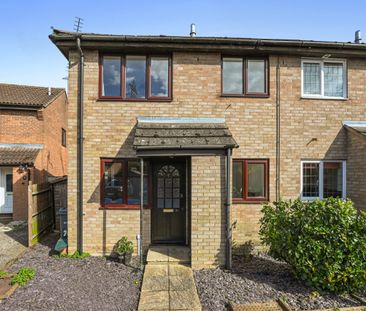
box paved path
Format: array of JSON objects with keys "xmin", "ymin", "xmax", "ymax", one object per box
[
  {"xmin": 138, "ymin": 246, "xmax": 201, "ymax": 311},
  {"xmin": 0, "ymin": 221, "xmax": 27, "ymax": 270}
]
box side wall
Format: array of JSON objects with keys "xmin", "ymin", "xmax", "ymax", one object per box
[{"xmin": 346, "ymin": 129, "xmax": 366, "ymax": 210}]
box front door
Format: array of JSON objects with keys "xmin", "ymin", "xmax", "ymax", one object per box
[
  {"xmin": 0, "ymin": 168, "xmax": 13, "ymax": 214},
  {"xmin": 152, "ymin": 159, "xmax": 186, "ymax": 244}
]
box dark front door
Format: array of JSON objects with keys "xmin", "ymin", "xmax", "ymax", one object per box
[{"xmin": 152, "ymin": 159, "xmax": 186, "ymax": 244}]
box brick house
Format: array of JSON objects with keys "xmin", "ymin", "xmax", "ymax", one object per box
[
  {"xmin": 0, "ymin": 84, "xmax": 68, "ymax": 221},
  {"xmin": 50, "ymin": 29, "xmax": 366, "ymax": 269}
]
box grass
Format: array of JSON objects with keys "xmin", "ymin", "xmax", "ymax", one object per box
[{"xmin": 11, "ymin": 268, "xmax": 36, "ymax": 286}]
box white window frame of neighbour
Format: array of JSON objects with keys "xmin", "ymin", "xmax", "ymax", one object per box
[
  {"xmin": 300, "ymin": 160, "xmax": 346, "ymax": 200},
  {"xmin": 301, "ymin": 58, "xmax": 347, "ymax": 99}
]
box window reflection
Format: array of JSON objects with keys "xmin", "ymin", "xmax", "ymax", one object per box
[
  {"xmin": 126, "ymin": 56, "xmax": 146, "ymax": 98},
  {"xmin": 151, "ymin": 57, "xmax": 169, "ymax": 97}
]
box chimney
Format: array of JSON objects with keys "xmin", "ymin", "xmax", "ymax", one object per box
[
  {"xmin": 355, "ymin": 30, "xmax": 362, "ymax": 43},
  {"xmin": 190, "ymin": 23, "xmax": 196, "ymax": 37},
  {"xmin": 48, "ymin": 87, "xmax": 52, "ymax": 96}
]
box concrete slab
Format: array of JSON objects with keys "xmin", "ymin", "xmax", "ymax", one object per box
[
  {"xmin": 169, "ymin": 289, "xmax": 201, "ymax": 310},
  {"xmin": 144, "ymin": 264, "xmax": 169, "ymax": 278},
  {"xmin": 138, "ymin": 290, "xmax": 170, "ymax": 310},
  {"xmin": 168, "ymin": 246, "xmax": 190, "ymax": 263},
  {"xmin": 141, "ymin": 276, "xmax": 169, "ymax": 291},
  {"xmin": 169, "ymin": 275, "xmax": 196, "ymax": 291},
  {"xmin": 168, "ymin": 264, "xmax": 192, "ymax": 277},
  {"xmin": 147, "ymin": 246, "xmax": 169, "ymax": 263}
]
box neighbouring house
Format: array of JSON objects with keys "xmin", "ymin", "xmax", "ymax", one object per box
[
  {"xmin": 50, "ymin": 28, "xmax": 366, "ymax": 269},
  {"xmin": 0, "ymin": 84, "xmax": 68, "ymax": 221}
]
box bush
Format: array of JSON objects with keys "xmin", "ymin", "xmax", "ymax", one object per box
[
  {"xmin": 260, "ymin": 198, "xmax": 366, "ymax": 293},
  {"xmin": 114, "ymin": 236, "xmax": 134, "ymax": 255},
  {"xmin": 11, "ymin": 268, "xmax": 36, "ymax": 286}
]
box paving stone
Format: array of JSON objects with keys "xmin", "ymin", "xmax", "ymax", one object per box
[
  {"xmin": 169, "ymin": 289, "xmax": 201, "ymax": 310},
  {"xmin": 147, "ymin": 246, "xmax": 169, "ymax": 262},
  {"xmin": 138, "ymin": 290, "xmax": 170, "ymax": 310},
  {"xmin": 142, "ymin": 276, "xmax": 169, "ymax": 291},
  {"xmin": 169, "ymin": 264, "xmax": 192, "ymax": 277},
  {"xmin": 144, "ymin": 265, "xmax": 169, "ymax": 277},
  {"xmin": 169, "ymin": 275, "xmax": 196, "ymax": 291},
  {"xmin": 168, "ymin": 246, "xmax": 190, "ymax": 263}
]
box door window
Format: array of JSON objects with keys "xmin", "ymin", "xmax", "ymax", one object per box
[
  {"xmin": 6, "ymin": 174, "xmax": 13, "ymax": 193},
  {"xmin": 157, "ymin": 165, "xmax": 181, "ymax": 209}
]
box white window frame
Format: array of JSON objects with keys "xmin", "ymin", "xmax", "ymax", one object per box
[
  {"xmin": 300, "ymin": 160, "xmax": 346, "ymax": 200},
  {"xmin": 301, "ymin": 58, "xmax": 347, "ymax": 99}
]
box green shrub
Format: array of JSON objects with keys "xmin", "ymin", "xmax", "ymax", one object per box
[
  {"xmin": 114, "ymin": 236, "xmax": 134, "ymax": 255},
  {"xmin": 260, "ymin": 198, "xmax": 366, "ymax": 293},
  {"xmin": 59, "ymin": 251, "xmax": 91, "ymax": 259},
  {"xmin": 0, "ymin": 270, "xmax": 8, "ymax": 278},
  {"xmin": 11, "ymin": 268, "xmax": 36, "ymax": 286}
]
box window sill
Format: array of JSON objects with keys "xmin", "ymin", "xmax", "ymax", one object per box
[
  {"xmin": 99, "ymin": 205, "xmax": 152, "ymax": 210},
  {"xmin": 301, "ymin": 96, "xmax": 348, "ymax": 101},
  {"xmin": 97, "ymin": 97, "xmax": 173, "ymax": 102},
  {"xmin": 232, "ymin": 200, "xmax": 268, "ymax": 204},
  {"xmin": 221, "ymin": 94, "xmax": 269, "ymax": 99}
]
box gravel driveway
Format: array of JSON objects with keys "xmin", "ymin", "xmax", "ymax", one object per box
[
  {"xmin": 194, "ymin": 253, "xmax": 361, "ymax": 311},
  {"xmin": 0, "ymin": 233, "xmax": 142, "ymax": 311}
]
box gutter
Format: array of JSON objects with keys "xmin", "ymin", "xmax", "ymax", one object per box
[{"xmin": 76, "ymin": 36, "xmax": 84, "ymax": 253}]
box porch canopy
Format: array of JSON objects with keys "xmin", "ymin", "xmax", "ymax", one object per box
[
  {"xmin": 0, "ymin": 143, "xmax": 43, "ymax": 166},
  {"xmin": 133, "ymin": 117, "xmax": 238, "ymax": 156},
  {"xmin": 343, "ymin": 121, "xmax": 366, "ymax": 137}
]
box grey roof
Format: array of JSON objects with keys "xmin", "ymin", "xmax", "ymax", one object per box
[
  {"xmin": 0, "ymin": 83, "xmax": 65, "ymax": 108},
  {"xmin": 0, "ymin": 144, "xmax": 43, "ymax": 166},
  {"xmin": 133, "ymin": 117, "xmax": 238, "ymax": 150},
  {"xmin": 343, "ymin": 121, "xmax": 366, "ymax": 137},
  {"xmin": 50, "ymin": 29, "xmax": 366, "ymax": 59}
]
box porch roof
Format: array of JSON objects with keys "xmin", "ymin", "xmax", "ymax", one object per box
[
  {"xmin": 0, "ymin": 143, "xmax": 43, "ymax": 166},
  {"xmin": 133, "ymin": 117, "xmax": 238, "ymax": 153},
  {"xmin": 343, "ymin": 121, "xmax": 366, "ymax": 137}
]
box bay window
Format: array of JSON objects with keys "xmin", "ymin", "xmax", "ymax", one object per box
[{"xmin": 301, "ymin": 160, "xmax": 346, "ymax": 200}]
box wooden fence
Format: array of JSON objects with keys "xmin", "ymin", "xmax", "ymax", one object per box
[{"xmin": 27, "ymin": 181, "xmax": 54, "ymax": 247}]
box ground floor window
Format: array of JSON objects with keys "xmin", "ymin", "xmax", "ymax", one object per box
[
  {"xmin": 301, "ymin": 160, "xmax": 346, "ymax": 200},
  {"xmin": 100, "ymin": 158, "xmax": 150, "ymax": 208},
  {"xmin": 232, "ymin": 159, "xmax": 269, "ymax": 202}
]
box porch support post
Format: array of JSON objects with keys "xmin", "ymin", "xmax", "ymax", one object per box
[
  {"xmin": 226, "ymin": 148, "xmax": 232, "ymax": 270},
  {"xmin": 140, "ymin": 158, "xmax": 144, "ymax": 269}
]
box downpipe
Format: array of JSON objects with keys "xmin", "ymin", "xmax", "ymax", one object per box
[
  {"xmin": 76, "ymin": 36, "xmax": 84, "ymax": 253},
  {"xmin": 226, "ymin": 148, "xmax": 232, "ymax": 270}
]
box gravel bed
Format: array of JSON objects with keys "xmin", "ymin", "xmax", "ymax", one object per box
[
  {"xmin": 0, "ymin": 233, "xmax": 142, "ymax": 311},
  {"xmin": 194, "ymin": 253, "xmax": 361, "ymax": 311}
]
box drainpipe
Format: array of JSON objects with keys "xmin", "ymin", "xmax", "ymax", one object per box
[
  {"xmin": 139, "ymin": 158, "xmax": 144, "ymax": 269},
  {"xmin": 76, "ymin": 36, "xmax": 84, "ymax": 253},
  {"xmin": 226, "ymin": 148, "xmax": 232, "ymax": 270},
  {"xmin": 275, "ymin": 56, "xmax": 281, "ymax": 201}
]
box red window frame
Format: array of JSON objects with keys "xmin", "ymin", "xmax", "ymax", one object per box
[
  {"xmin": 221, "ymin": 56, "xmax": 269, "ymax": 97},
  {"xmin": 100, "ymin": 158, "xmax": 152, "ymax": 209},
  {"xmin": 61, "ymin": 128, "xmax": 66, "ymax": 147},
  {"xmin": 98, "ymin": 54, "xmax": 172, "ymax": 101},
  {"xmin": 232, "ymin": 159, "xmax": 269, "ymax": 203}
]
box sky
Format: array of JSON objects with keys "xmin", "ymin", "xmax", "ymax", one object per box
[{"xmin": 0, "ymin": 0, "xmax": 365, "ymax": 89}]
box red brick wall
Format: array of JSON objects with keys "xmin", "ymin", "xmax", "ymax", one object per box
[{"xmin": 0, "ymin": 92, "xmax": 68, "ymax": 220}]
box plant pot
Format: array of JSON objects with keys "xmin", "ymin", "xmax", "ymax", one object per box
[{"xmin": 123, "ymin": 252, "xmax": 132, "ymax": 265}]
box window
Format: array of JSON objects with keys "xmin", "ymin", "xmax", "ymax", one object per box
[
  {"xmin": 232, "ymin": 159, "xmax": 269, "ymax": 202},
  {"xmin": 6, "ymin": 174, "xmax": 12, "ymax": 193},
  {"xmin": 100, "ymin": 55, "xmax": 171, "ymax": 100},
  {"xmin": 61, "ymin": 128, "xmax": 66, "ymax": 147},
  {"xmin": 101, "ymin": 159, "xmax": 150, "ymax": 208},
  {"xmin": 222, "ymin": 57, "xmax": 268, "ymax": 96},
  {"xmin": 301, "ymin": 160, "xmax": 346, "ymax": 200},
  {"xmin": 301, "ymin": 59, "xmax": 347, "ymax": 99}
]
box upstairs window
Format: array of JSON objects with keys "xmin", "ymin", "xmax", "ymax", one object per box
[
  {"xmin": 301, "ymin": 160, "xmax": 346, "ymax": 200},
  {"xmin": 100, "ymin": 55, "xmax": 171, "ymax": 100},
  {"xmin": 301, "ymin": 59, "xmax": 347, "ymax": 99},
  {"xmin": 222, "ymin": 57, "xmax": 268, "ymax": 97},
  {"xmin": 233, "ymin": 159, "xmax": 269, "ymax": 202}
]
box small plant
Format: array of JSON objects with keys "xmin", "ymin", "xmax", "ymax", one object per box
[
  {"xmin": 115, "ymin": 237, "xmax": 134, "ymax": 255},
  {"xmin": 0, "ymin": 270, "xmax": 8, "ymax": 278},
  {"xmin": 11, "ymin": 268, "xmax": 36, "ymax": 286},
  {"xmin": 59, "ymin": 251, "xmax": 91, "ymax": 259},
  {"xmin": 114, "ymin": 237, "xmax": 134, "ymax": 265}
]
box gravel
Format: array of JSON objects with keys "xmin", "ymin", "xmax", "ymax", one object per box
[
  {"xmin": 0, "ymin": 233, "xmax": 142, "ymax": 311},
  {"xmin": 194, "ymin": 253, "xmax": 361, "ymax": 311}
]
